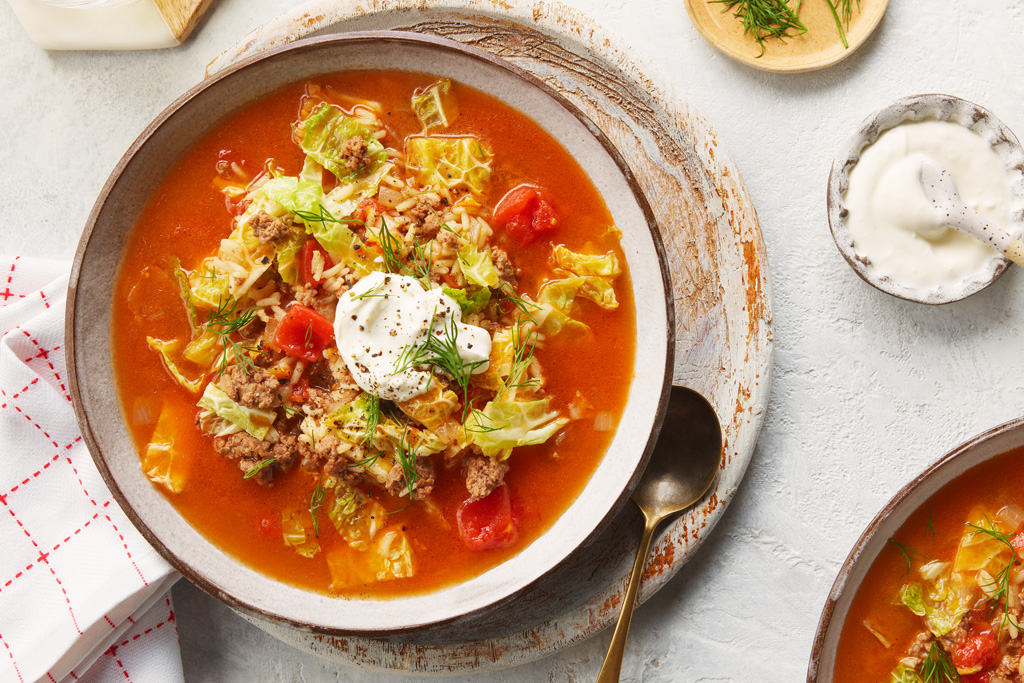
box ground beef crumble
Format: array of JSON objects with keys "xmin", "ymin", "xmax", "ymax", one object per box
[
  {"xmin": 339, "ymin": 136, "xmax": 371, "ymax": 172},
  {"xmin": 219, "ymin": 365, "xmax": 281, "ymax": 410},
  {"xmin": 250, "ymin": 211, "xmax": 289, "ymax": 244},
  {"xmin": 463, "ymin": 454, "xmax": 508, "ymax": 500},
  {"xmin": 385, "ymin": 458, "xmax": 435, "ymax": 500},
  {"xmin": 492, "ymin": 247, "xmax": 519, "ymax": 289}
]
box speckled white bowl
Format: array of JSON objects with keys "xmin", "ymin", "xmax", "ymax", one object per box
[
  {"xmin": 66, "ymin": 32, "xmax": 673, "ymax": 636},
  {"xmin": 808, "ymin": 416, "xmax": 1024, "ymax": 682},
  {"xmin": 828, "ymin": 94, "xmax": 1024, "ymax": 305}
]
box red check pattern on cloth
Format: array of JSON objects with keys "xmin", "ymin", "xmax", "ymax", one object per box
[{"xmin": 0, "ymin": 256, "xmax": 183, "ymax": 683}]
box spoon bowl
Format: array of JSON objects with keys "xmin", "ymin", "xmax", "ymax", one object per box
[{"xmin": 596, "ymin": 386, "xmax": 723, "ymax": 683}]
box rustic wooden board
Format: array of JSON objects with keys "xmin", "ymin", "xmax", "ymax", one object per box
[{"xmin": 206, "ymin": 0, "xmax": 773, "ymax": 672}]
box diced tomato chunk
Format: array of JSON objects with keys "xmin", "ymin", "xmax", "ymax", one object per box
[
  {"xmin": 256, "ymin": 515, "xmax": 279, "ymax": 541},
  {"xmin": 493, "ymin": 185, "xmax": 540, "ymax": 223},
  {"xmin": 272, "ymin": 304, "xmax": 335, "ymax": 363},
  {"xmin": 952, "ymin": 615, "xmax": 1000, "ymax": 673},
  {"xmin": 299, "ymin": 238, "xmax": 334, "ymax": 286},
  {"xmin": 457, "ymin": 485, "xmax": 520, "ymax": 551},
  {"xmin": 355, "ymin": 197, "xmax": 386, "ymax": 224},
  {"xmin": 290, "ymin": 376, "xmax": 310, "ymax": 403},
  {"xmin": 492, "ymin": 184, "xmax": 558, "ymax": 247},
  {"xmin": 1011, "ymin": 531, "xmax": 1024, "ymax": 551},
  {"xmin": 961, "ymin": 672, "xmax": 992, "ymax": 683},
  {"xmin": 531, "ymin": 199, "xmax": 558, "ymax": 235}
]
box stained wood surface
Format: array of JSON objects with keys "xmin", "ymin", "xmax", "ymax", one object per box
[
  {"xmin": 207, "ymin": 0, "xmax": 773, "ymax": 673},
  {"xmin": 152, "ymin": 0, "xmax": 213, "ymax": 42},
  {"xmin": 684, "ymin": 0, "xmax": 889, "ymax": 73}
]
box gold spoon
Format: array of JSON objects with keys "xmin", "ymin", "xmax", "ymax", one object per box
[{"xmin": 596, "ymin": 386, "xmax": 723, "ymax": 683}]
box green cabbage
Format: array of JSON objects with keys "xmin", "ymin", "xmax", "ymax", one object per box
[
  {"xmin": 324, "ymin": 392, "xmax": 378, "ymax": 444},
  {"xmin": 899, "ymin": 583, "xmax": 927, "ymax": 616},
  {"xmin": 895, "ymin": 561, "xmax": 973, "ymax": 637},
  {"xmin": 412, "ymin": 79, "xmax": 459, "ymax": 131},
  {"xmin": 261, "ymin": 176, "xmax": 324, "ymax": 215},
  {"xmin": 539, "ymin": 275, "xmax": 618, "ymax": 311},
  {"xmin": 396, "ymin": 383, "xmax": 460, "ymax": 431},
  {"xmin": 405, "ymin": 136, "xmax": 492, "ymax": 195},
  {"xmin": 197, "ymin": 383, "xmax": 276, "ymax": 440},
  {"xmin": 274, "ymin": 230, "xmax": 306, "ymax": 285},
  {"xmin": 327, "ymin": 481, "xmax": 385, "ymax": 551},
  {"xmin": 467, "ymin": 396, "xmax": 569, "ymax": 459},
  {"xmin": 282, "ymin": 510, "xmax": 320, "ymax": 558},
  {"xmin": 888, "ymin": 664, "xmax": 923, "ymax": 683},
  {"xmin": 457, "ymin": 244, "xmax": 499, "ymax": 288},
  {"xmin": 443, "ymin": 286, "xmax": 490, "ymax": 315},
  {"xmin": 299, "ymin": 103, "xmax": 387, "ymax": 181},
  {"xmin": 146, "ymin": 337, "xmax": 203, "ymax": 394},
  {"xmin": 169, "ymin": 258, "xmax": 198, "ymax": 328},
  {"xmin": 552, "ymin": 246, "xmax": 621, "ymax": 278},
  {"xmin": 183, "ymin": 329, "xmax": 222, "ymax": 370},
  {"xmin": 188, "ymin": 223, "xmax": 273, "ymax": 308}
]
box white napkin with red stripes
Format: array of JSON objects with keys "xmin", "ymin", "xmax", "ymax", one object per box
[{"xmin": 0, "ymin": 255, "xmax": 183, "ymax": 683}]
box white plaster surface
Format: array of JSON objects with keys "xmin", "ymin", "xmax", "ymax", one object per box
[{"xmin": 3, "ymin": 0, "xmax": 1024, "ymax": 680}]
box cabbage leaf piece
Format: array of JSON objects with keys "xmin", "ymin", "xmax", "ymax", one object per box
[
  {"xmin": 327, "ymin": 481, "xmax": 386, "ymax": 551},
  {"xmin": 146, "ymin": 337, "xmax": 203, "ymax": 394},
  {"xmin": 282, "ymin": 510, "xmax": 320, "ymax": 558},
  {"xmin": 467, "ymin": 396, "xmax": 569, "ymax": 460},
  {"xmin": 299, "ymin": 103, "xmax": 387, "ymax": 181},
  {"xmin": 188, "ymin": 223, "xmax": 273, "ymax": 309},
  {"xmin": 457, "ymin": 244, "xmax": 499, "ymax": 288},
  {"xmin": 326, "ymin": 528, "xmax": 415, "ymax": 591},
  {"xmin": 396, "ymin": 383, "xmax": 460, "ymax": 432},
  {"xmin": 539, "ymin": 275, "xmax": 618, "ymax": 312},
  {"xmin": 552, "ymin": 246, "xmax": 621, "ymax": 278},
  {"xmin": 183, "ymin": 329, "xmax": 222, "ymax": 371},
  {"xmin": 169, "ymin": 258, "xmax": 198, "ymax": 328},
  {"xmin": 471, "ymin": 328, "xmax": 513, "ymax": 392},
  {"xmin": 196, "ymin": 383, "xmax": 275, "ymax": 440},
  {"xmin": 142, "ymin": 404, "xmax": 189, "ymax": 494},
  {"xmin": 442, "ymin": 286, "xmax": 490, "ymax": 316},
  {"xmin": 888, "ymin": 664, "xmax": 924, "ymax": 683},
  {"xmin": 411, "ymin": 79, "xmax": 459, "ymax": 131},
  {"xmin": 895, "ymin": 558, "xmax": 974, "ymax": 637},
  {"xmin": 405, "ymin": 136, "xmax": 492, "ymax": 195}
]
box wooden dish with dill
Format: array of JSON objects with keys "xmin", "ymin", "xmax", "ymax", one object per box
[
  {"xmin": 683, "ymin": 0, "xmax": 889, "ymax": 73},
  {"xmin": 67, "ymin": 32, "xmax": 673, "ymax": 636},
  {"xmin": 809, "ymin": 419, "xmax": 1024, "ymax": 683}
]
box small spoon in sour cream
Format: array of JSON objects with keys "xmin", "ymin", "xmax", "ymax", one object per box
[{"xmin": 919, "ymin": 158, "xmax": 1024, "ymax": 269}]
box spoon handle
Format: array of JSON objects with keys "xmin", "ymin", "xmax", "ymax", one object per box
[{"xmin": 595, "ymin": 511, "xmax": 661, "ymax": 683}]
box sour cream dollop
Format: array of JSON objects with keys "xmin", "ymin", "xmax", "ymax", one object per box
[
  {"xmin": 845, "ymin": 120, "xmax": 1011, "ymax": 289},
  {"xmin": 333, "ymin": 271, "xmax": 491, "ymax": 402}
]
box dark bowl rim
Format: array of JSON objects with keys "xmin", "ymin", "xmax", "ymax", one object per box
[
  {"xmin": 65, "ymin": 30, "xmax": 675, "ymax": 636},
  {"xmin": 825, "ymin": 92, "xmax": 1023, "ymax": 306},
  {"xmin": 806, "ymin": 414, "xmax": 1024, "ymax": 682}
]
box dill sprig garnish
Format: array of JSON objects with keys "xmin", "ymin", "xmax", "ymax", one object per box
[
  {"xmin": 243, "ymin": 456, "xmax": 278, "ymax": 480},
  {"xmin": 392, "ymin": 311, "xmax": 488, "ymax": 411},
  {"xmin": 362, "ymin": 394, "xmax": 381, "ymax": 446},
  {"xmin": 350, "ymin": 279, "xmax": 387, "ymax": 300},
  {"xmin": 709, "ymin": 0, "xmax": 807, "ymax": 57},
  {"xmin": 498, "ymin": 321, "xmax": 540, "ymax": 399},
  {"xmin": 207, "ymin": 296, "xmax": 260, "ymax": 377},
  {"xmin": 495, "ymin": 284, "xmax": 540, "ymax": 324},
  {"xmin": 921, "ymin": 641, "xmax": 959, "ymax": 683},
  {"xmin": 308, "ymin": 473, "xmax": 326, "ymax": 538},
  {"xmin": 406, "ymin": 235, "xmax": 434, "ymax": 286},
  {"xmin": 825, "ymin": 0, "xmax": 860, "ymax": 48},
  {"xmin": 888, "ymin": 538, "xmax": 932, "ymax": 575},
  {"xmin": 392, "ymin": 427, "xmax": 419, "ymax": 497},
  {"xmin": 967, "ymin": 519, "xmax": 1017, "ymax": 630},
  {"xmin": 293, "ymin": 205, "xmax": 363, "ymax": 229},
  {"xmin": 372, "ymin": 217, "xmax": 405, "ymax": 274}
]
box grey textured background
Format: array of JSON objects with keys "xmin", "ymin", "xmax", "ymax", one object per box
[{"xmin": 3, "ymin": 0, "xmax": 1024, "ymax": 680}]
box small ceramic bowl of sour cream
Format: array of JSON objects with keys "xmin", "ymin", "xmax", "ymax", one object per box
[{"xmin": 828, "ymin": 94, "xmax": 1024, "ymax": 304}]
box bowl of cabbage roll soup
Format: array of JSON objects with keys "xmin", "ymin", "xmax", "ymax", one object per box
[
  {"xmin": 810, "ymin": 418, "xmax": 1024, "ymax": 683},
  {"xmin": 67, "ymin": 32, "xmax": 673, "ymax": 633}
]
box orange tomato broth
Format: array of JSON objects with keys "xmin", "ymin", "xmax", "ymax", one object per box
[
  {"xmin": 111, "ymin": 71, "xmax": 637, "ymax": 597},
  {"xmin": 833, "ymin": 445, "xmax": 1024, "ymax": 682}
]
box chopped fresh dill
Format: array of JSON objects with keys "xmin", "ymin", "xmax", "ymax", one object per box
[
  {"xmin": 281, "ymin": 404, "xmax": 303, "ymax": 418},
  {"xmin": 888, "ymin": 538, "xmax": 931, "ymax": 575},
  {"xmin": 207, "ymin": 296, "xmax": 260, "ymax": 377},
  {"xmin": 826, "ymin": 0, "xmax": 860, "ymax": 49},
  {"xmin": 382, "ymin": 504, "xmax": 411, "ymax": 516},
  {"xmin": 498, "ymin": 321, "xmax": 540, "ymax": 399},
  {"xmin": 373, "ymin": 217, "xmax": 405, "ymax": 274},
  {"xmin": 362, "ymin": 394, "xmax": 381, "ymax": 446},
  {"xmin": 304, "ymin": 322, "xmax": 314, "ymax": 349},
  {"xmin": 967, "ymin": 519, "xmax": 1016, "ymax": 627},
  {"xmin": 927, "ymin": 508, "xmax": 935, "ymax": 537},
  {"xmin": 350, "ymin": 279, "xmax": 388, "ymax": 300},
  {"xmin": 392, "ymin": 427, "xmax": 419, "ymax": 497},
  {"xmin": 348, "ymin": 451, "xmax": 383, "ymax": 471},
  {"xmin": 921, "ymin": 641, "xmax": 959, "ymax": 683},
  {"xmin": 308, "ymin": 473, "xmax": 326, "ymax": 538},
  {"xmin": 243, "ymin": 457, "xmax": 278, "ymax": 479},
  {"xmin": 464, "ymin": 405, "xmax": 509, "ymax": 434},
  {"xmin": 406, "ymin": 235, "xmax": 434, "ymax": 286},
  {"xmin": 392, "ymin": 310, "xmax": 488, "ymax": 412},
  {"xmin": 293, "ymin": 204, "xmax": 363, "ymax": 229},
  {"xmin": 709, "ymin": 0, "xmax": 807, "ymax": 57},
  {"xmin": 496, "ymin": 283, "xmax": 539, "ymax": 324}
]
